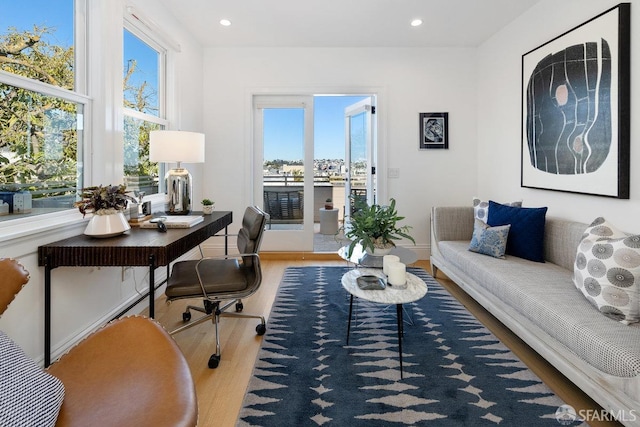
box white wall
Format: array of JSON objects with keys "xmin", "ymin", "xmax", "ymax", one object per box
[
  {"xmin": 0, "ymin": 0, "xmax": 204, "ymax": 363},
  {"xmin": 8, "ymin": 0, "xmax": 629, "ymax": 364},
  {"xmin": 202, "ymin": 47, "xmax": 479, "ymax": 257},
  {"xmin": 477, "ymin": 0, "xmax": 639, "ymax": 232}
]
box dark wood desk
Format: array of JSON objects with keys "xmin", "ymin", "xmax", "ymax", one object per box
[{"xmin": 38, "ymin": 211, "xmax": 232, "ymax": 367}]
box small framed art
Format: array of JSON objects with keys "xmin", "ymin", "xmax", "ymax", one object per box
[{"xmin": 419, "ymin": 112, "xmax": 448, "ymax": 149}]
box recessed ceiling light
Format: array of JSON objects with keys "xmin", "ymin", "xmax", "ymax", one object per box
[
  {"xmin": 410, "ymin": 19, "xmax": 423, "ymax": 27},
  {"xmin": 220, "ymin": 19, "xmax": 232, "ymax": 27}
]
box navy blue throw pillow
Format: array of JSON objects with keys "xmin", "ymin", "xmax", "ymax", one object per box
[{"xmin": 487, "ymin": 201, "xmax": 547, "ymax": 262}]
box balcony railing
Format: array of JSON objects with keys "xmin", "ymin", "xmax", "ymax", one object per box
[{"xmin": 261, "ymin": 175, "xmax": 367, "ymax": 224}]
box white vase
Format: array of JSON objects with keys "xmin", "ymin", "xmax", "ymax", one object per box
[
  {"xmin": 202, "ymin": 205, "xmax": 214, "ymax": 215},
  {"xmin": 84, "ymin": 211, "xmax": 131, "ymax": 238}
]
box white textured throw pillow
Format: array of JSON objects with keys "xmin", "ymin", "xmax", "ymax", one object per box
[
  {"xmin": 0, "ymin": 330, "xmax": 65, "ymax": 427},
  {"xmin": 573, "ymin": 217, "xmax": 640, "ymax": 324},
  {"xmin": 472, "ymin": 197, "xmax": 522, "ymax": 223}
]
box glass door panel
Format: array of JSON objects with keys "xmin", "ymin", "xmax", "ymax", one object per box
[
  {"xmin": 344, "ymin": 98, "xmax": 374, "ymax": 221},
  {"xmin": 253, "ymin": 96, "xmax": 314, "ymax": 251},
  {"xmin": 263, "ymin": 108, "xmax": 304, "ymax": 231}
]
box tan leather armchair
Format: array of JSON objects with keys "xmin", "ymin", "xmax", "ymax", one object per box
[{"xmin": 0, "ymin": 258, "xmax": 198, "ymax": 427}]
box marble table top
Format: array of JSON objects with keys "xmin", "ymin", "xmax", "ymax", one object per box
[{"xmin": 341, "ymin": 268, "xmax": 428, "ymax": 304}]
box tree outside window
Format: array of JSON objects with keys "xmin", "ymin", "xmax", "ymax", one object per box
[
  {"xmin": 123, "ymin": 28, "xmax": 166, "ymax": 196},
  {"xmin": 0, "ymin": 3, "xmax": 168, "ymax": 220},
  {"xmin": 0, "ymin": 0, "xmax": 84, "ymax": 217}
]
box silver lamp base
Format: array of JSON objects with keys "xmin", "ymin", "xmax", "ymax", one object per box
[{"xmin": 164, "ymin": 168, "xmax": 192, "ymax": 215}]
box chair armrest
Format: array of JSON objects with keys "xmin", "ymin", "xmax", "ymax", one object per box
[
  {"xmin": 0, "ymin": 258, "xmax": 30, "ymax": 316},
  {"xmin": 194, "ymin": 253, "xmax": 261, "ymax": 299},
  {"xmin": 211, "ymin": 232, "xmax": 239, "ymax": 238},
  {"xmin": 46, "ymin": 316, "xmax": 197, "ymax": 427},
  {"xmin": 195, "ymin": 252, "xmax": 260, "ymax": 271},
  {"xmin": 207, "ymin": 232, "xmax": 239, "ymax": 254},
  {"xmin": 195, "ymin": 252, "xmax": 258, "ymax": 260}
]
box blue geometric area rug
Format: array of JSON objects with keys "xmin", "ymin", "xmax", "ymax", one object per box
[{"xmin": 236, "ymin": 266, "xmax": 567, "ymax": 426}]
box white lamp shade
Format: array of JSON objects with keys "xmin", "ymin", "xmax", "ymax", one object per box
[{"xmin": 149, "ymin": 130, "xmax": 205, "ymax": 163}]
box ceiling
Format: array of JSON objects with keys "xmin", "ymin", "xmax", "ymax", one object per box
[{"xmin": 155, "ymin": 0, "xmax": 542, "ymax": 48}]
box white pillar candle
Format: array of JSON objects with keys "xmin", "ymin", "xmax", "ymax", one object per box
[
  {"xmin": 383, "ymin": 255, "xmax": 400, "ymax": 275},
  {"xmin": 387, "ymin": 261, "xmax": 406, "ymax": 286}
]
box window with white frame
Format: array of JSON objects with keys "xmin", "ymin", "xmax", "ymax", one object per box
[
  {"xmin": 0, "ymin": 0, "xmax": 87, "ymax": 220},
  {"xmin": 122, "ymin": 26, "xmax": 168, "ymax": 197}
]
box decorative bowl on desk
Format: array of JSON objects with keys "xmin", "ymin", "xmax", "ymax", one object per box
[
  {"xmin": 83, "ymin": 210, "xmax": 131, "ymax": 238},
  {"xmin": 74, "ymin": 184, "xmax": 135, "ymax": 238}
]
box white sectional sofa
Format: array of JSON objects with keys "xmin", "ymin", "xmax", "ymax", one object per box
[{"xmin": 430, "ymin": 206, "xmax": 640, "ymax": 426}]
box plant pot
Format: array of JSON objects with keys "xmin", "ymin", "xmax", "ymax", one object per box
[
  {"xmin": 324, "ymin": 204, "xmax": 334, "ymax": 210},
  {"xmin": 202, "ymin": 205, "xmax": 214, "ymax": 215},
  {"xmin": 84, "ymin": 211, "xmax": 131, "ymax": 238},
  {"xmin": 364, "ymin": 246, "xmax": 393, "ymax": 257}
]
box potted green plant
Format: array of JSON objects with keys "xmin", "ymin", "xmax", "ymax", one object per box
[
  {"xmin": 344, "ymin": 198, "xmax": 415, "ymax": 257},
  {"xmin": 75, "ymin": 184, "xmax": 135, "ymax": 215},
  {"xmin": 202, "ymin": 198, "xmax": 215, "ymax": 214},
  {"xmin": 74, "ymin": 184, "xmax": 136, "ymax": 237}
]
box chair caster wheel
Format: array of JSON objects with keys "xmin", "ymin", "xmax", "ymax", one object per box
[
  {"xmin": 235, "ymin": 302, "xmax": 243, "ymax": 312},
  {"xmin": 182, "ymin": 312, "xmax": 191, "ymax": 322},
  {"xmin": 256, "ymin": 323, "xmax": 266, "ymax": 335},
  {"xmin": 208, "ymin": 354, "xmax": 220, "ymax": 369}
]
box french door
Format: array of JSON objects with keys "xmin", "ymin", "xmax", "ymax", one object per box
[
  {"xmin": 253, "ymin": 95, "xmax": 314, "ymax": 251},
  {"xmin": 344, "ymin": 97, "xmax": 376, "ymax": 221}
]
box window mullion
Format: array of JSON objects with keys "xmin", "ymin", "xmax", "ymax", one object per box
[
  {"xmin": 0, "ymin": 71, "xmax": 90, "ymax": 105},
  {"xmin": 123, "ymin": 108, "xmax": 169, "ymax": 126}
]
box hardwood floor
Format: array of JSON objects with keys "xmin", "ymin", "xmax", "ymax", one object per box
[{"xmin": 150, "ymin": 256, "xmax": 620, "ymax": 427}]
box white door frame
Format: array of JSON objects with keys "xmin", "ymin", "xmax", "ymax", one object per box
[
  {"xmin": 253, "ymin": 95, "xmax": 314, "ymax": 251},
  {"xmin": 247, "ymin": 87, "xmax": 387, "ymax": 251}
]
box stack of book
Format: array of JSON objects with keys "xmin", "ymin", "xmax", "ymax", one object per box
[
  {"xmin": 138, "ymin": 215, "xmax": 204, "ymax": 229},
  {"xmin": 128, "ymin": 214, "xmax": 153, "ymax": 226}
]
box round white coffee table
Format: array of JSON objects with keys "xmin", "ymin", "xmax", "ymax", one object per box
[{"xmin": 341, "ymin": 268, "xmax": 428, "ymax": 379}]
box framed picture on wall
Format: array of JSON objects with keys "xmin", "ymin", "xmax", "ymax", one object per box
[
  {"xmin": 419, "ymin": 112, "xmax": 448, "ymax": 149},
  {"xmin": 521, "ymin": 3, "xmax": 630, "ymax": 198}
]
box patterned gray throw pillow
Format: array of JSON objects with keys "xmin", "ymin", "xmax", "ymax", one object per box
[
  {"xmin": 0, "ymin": 330, "xmax": 65, "ymax": 427},
  {"xmin": 472, "ymin": 197, "xmax": 522, "ymax": 223},
  {"xmin": 469, "ymin": 219, "xmax": 511, "ymax": 259},
  {"xmin": 573, "ymin": 217, "xmax": 640, "ymax": 324}
]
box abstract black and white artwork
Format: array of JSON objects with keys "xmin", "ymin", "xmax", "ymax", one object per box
[
  {"xmin": 521, "ymin": 4, "xmax": 630, "ymax": 198},
  {"xmin": 419, "ymin": 112, "xmax": 448, "ymax": 149}
]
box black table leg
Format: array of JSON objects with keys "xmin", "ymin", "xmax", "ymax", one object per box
[
  {"xmin": 397, "ymin": 303, "xmax": 403, "ymax": 379},
  {"xmin": 224, "ymin": 225, "xmax": 229, "ymax": 255},
  {"xmin": 44, "ymin": 256, "xmax": 52, "ymax": 368},
  {"xmin": 347, "ymin": 294, "xmax": 354, "ymax": 345},
  {"xmin": 148, "ymin": 254, "xmax": 155, "ymax": 318}
]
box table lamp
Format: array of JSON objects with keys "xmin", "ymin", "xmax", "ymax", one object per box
[{"xmin": 149, "ymin": 130, "xmax": 205, "ymax": 215}]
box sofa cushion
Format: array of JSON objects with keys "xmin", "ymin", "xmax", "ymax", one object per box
[
  {"xmin": 574, "ymin": 217, "xmax": 640, "ymax": 325},
  {"xmin": 0, "ymin": 330, "xmax": 65, "ymax": 427},
  {"xmin": 487, "ymin": 201, "xmax": 547, "ymax": 263},
  {"xmin": 468, "ymin": 219, "xmax": 510, "ymax": 259},
  {"xmin": 543, "ymin": 218, "xmax": 589, "ymax": 271},
  {"xmin": 472, "ymin": 197, "xmax": 522, "ymax": 223},
  {"xmin": 437, "ymin": 240, "xmax": 640, "ymax": 378}
]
